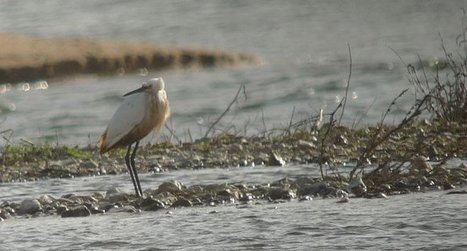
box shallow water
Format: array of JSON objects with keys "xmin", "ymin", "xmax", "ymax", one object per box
[
  {"xmin": 3, "ymin": 190, "xmax": 467, "ymax": 250},
  {"xmin": 1, "ymin": 165, "xmax": 467, "ymax": 250},
  {"xmin": 0, "ymin": 1, "xmax": 466, "ymax": 250},
  {"xmin": 0, "ymin": 0, "xmax": 465, "ymax": 145}
]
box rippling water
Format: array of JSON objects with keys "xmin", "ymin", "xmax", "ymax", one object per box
[
  {"xmin": 1, "ymin": 166, "xmax": 467, "ymax": 250},
  {"xmin": 0, "ymin": 1, "xmax": 466, "ymax": 250},
  {"xmin": 3, "ymin": 192, "xmax": 467, "ymax": 250},
  {"xmin": 0, "ymin": 0, "xmax": 465, "ymax": 145}
]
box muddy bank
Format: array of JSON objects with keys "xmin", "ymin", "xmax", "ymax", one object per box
[{"xmin": 0, "ymin": 34, "xmax": 258, "ymax": 83}]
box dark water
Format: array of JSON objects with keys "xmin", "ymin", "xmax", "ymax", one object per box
[{"xmin": 0, "ymin": 1, "xmax": 466, "ymax": 250}]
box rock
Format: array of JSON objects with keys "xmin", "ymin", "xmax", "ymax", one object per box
[
  {"xmin": 298, "ymin": 195, "xmax": 313, "ymax": 201},
  {"xmin": 432, "ymin": 165, "xmax": 450, "ymax": 176},
  {"xmin": 229, "ymin": 143, "xmax": 244, "ymax": 153},
  {"xmin": 336, "ymin": 197, "xmax": 350, "ymax": 203},
  {"xmin": 217, "ymin": 188, "xmax": 241, "ymax": 201},
  {"xmin": 56, "ymin": 205, "xmax": 68, "ymax": 215},
  {"xmin": 157, "ymin": 180, "xmax": 186, "ymax": 194},
  {"xmin": 428, "ymin": 146, "xmax": 439, "ymax": 160},
  {"xmin": 446, "ymin": 190, "xmax": 467, "ymax": 195},
  {"xmin": 84, "ymin": 203, "xmax": 105, "ymax": 214},
  {"xmin": 298, "ymin": 182, "xmax": 330, "ymax": 196},
  {"xmin": 61, "ymin": 205, "xmax": 91, "ymax": 218},
  {"xmin": 140, "ymin": 197, "xmax": 165, "ymax": 211},
  {"xmin": 297, "ymin": 140, "xmax": 316, "ymax": 150},
  {"xmin": 269, "ymin": 152, "xmax": 286, "ymax": 166},
  {"xmin": 349, "ymin": 176, "xmax": 367, "ymax": 197},
  {"xmin": 18, "ymin": 199, "xmax": 42, "ymax": 215},
  {"xmin": 154, "ymin": 193, "xmax": 178, "ymax": 206},
  {"xmin": 336, "ymin": 134, "xmax": 348, "ymax": 145},
  {"xmin": 336, "ymin": 189, "xmax": 349, "ymax": 203},
  {"xmin": 105, "ymin": 187, "xmax": 123, "ymax": 198},
  {"xmin": 68, "ymin": 195, "xmax": 98, "ymax": 204},
  {"xmin": 80, "ymin": 160, "xmax": 99, "ymax": 169},
  {"xmin": 410, "ymin": 156, "xmax": 433, "ymax": 176},
  {"xmin": 171, "ymin": 198, "xmax": 192, "ymax": 208},
  {"xmin": 271, "ymin": 177, "xmax": 292, "ymax": 187},
  {"xmin": 91, "ymin": 192, "xmax": 104, "ymax": 201},
  {"xmin": 378, "ymin": 184, "xmax": 392, "ymax": 193},
  {"xmin": 268, "ymin": 188, "xmax": 296, "ymax": 200},
  {"xmin": 37, "ymin": 194, "xmax": 55, "ymax": 205},
  {"xmin": 105, "ymin": 205, "xmax": 138, "ymax": 214},
  {"xmin": 443, "ymin": 183, "xmax": 455, "ymax": 190},
  {"xmin": 98, "ymin": 202, "xmax": 118, "ymax": 212},
  {"xmin": 0, "ymin": 208, "xmax": 10, "ymax": 219},
  {"xmin": 239, "ymin": 193, "xmax": 254, "ymax": 202},
  {"xmin": 376, "ymin": 192, "xmax": 388, "ymax": 198},
  {"xmin": 105, "ymin": 187, "xmax": 130, "ymax": 202}
]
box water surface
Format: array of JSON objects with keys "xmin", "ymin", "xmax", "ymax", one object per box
[{"xmin": 0, "ymin": 1, "xmax": 466, "ymax": 250}]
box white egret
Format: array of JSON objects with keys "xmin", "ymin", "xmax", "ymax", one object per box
[{"xmin": 97, "ymin": 77, "xmax": 170, "ymax": 197}]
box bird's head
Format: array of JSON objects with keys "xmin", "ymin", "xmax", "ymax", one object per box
[
  {"xmin": 145, "ymin": 78, "xmax": 165, "ymax": 91},
  {"xmin": 124, "ymin": 77, "xmax": 165, "ymax": 97}
]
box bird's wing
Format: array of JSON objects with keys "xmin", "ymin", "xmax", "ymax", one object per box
[{"xmin": 102, "ymin": 93, "xmax": 146, "ymax": 150}]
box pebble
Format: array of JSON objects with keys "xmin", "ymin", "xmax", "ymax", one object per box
[
  {"xmin": 157, "ymin": 180, "xmax": 186, "ymax": 193},
  {"xmin": 269, "ymin": 152, "xmax": 286, "ymax": 166},
  {"xmin": 268, "ymin": 188, "xmax": 296, "ymax": 200},
  {"xmin": 61, "ymin": 205, "xmax": 91, "ymax": 218},
  {"xmin": 349, "ymin": 176, "xmax": 367, "ymax": 197},
  {"xmin": 140, "ymin": 197, "xmax": 165, "ymax": 211},
  {"xmin": 18, "ymin": 199, "xmax": 42, "ymax": 215},
  {"xmin": 38, "ymin": 194, "xmax": 55, "ymax": 205},
  {"xmin": 410, "ymin": 156, "xmax": 433, "ymax": 175},
  {"xmin": 80, "ymin": 160, "xmax": 99, "ymax": 169},
  {"xmin": 105, "ymin": 187, "xmax": 131, "ymax": 202},
  {"xmin": 171, "ymin": 198, "xmax": 193, "ymax": 208},
  {"xmin": 298, "ymin": 195, "xmax": 313, "ymax": 201},
  {"xmin": 107, "ymin": 205, "xmax": 139, "ymax": 214},
  {"xmin": 297, "ymin": 140, "xmax": 316, "ymax": 149},
  {"xmin": 336, "ymin": 197, "xmax": 350, "ymax": 203}
]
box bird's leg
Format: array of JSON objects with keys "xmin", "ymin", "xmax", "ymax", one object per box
[
  {"xmin": 125, "ymin": 144, "xmax": 141, "ymax": 197},
  {"xmin": 130, "ymin": 141, "xmax": 143, "ymax": 197}
]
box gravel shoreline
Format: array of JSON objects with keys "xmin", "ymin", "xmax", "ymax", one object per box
[{"xmin": 1, "ymin": 120, "xmax": 465, "ymax": 220}]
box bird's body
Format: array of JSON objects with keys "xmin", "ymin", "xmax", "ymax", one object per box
[{"xmin": 97, "ymin": 77, "xmax": 170, "ymax": 197}]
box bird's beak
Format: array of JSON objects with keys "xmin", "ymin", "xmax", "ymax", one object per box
[{"xmin": 123, "ymin": 85, "xmax": 150, "ymax": 97}]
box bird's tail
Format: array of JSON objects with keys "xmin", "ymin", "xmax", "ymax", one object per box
[{"xmin": 97, "ymin": 129, "xmax": 108, "ymax": 154}]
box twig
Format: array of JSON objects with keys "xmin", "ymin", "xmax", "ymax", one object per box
[
  {"xmin": 20, "ymin": 138, "xmax": 34, "ymax": 146},
  {"xmin": 287, "ymin": 106, "xmax": 296, "ymax": 135},
  {"xmin": 338, "ymin": 43, "xmax": 352, "ymax": 126},
  {"xmin": 349, "ymin": 92, "xmax": 428, "ymax": 180},
  {"xmin": 318, "ymin": 102, "xmax": 343, "ymax": 179},
  {"xmin": 164, "ymin": 119, "xmax": 181, "ymax": 144},
  {"xmin": 379, "ymin": 88, "xmax": 409, "ymax": 128},
  {"xmin": 260, "ymin": 108, "xmax": 267, "ymax": 137},
  {"xmin": 352, "ymin": 97, "xmax": 377, "ymax": 129},
  {"xmin": 204, "ymin": 84, "xmax": 246, "ymax": 138}
]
